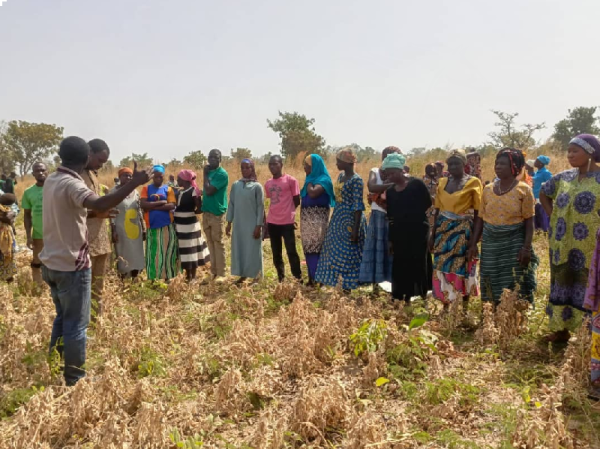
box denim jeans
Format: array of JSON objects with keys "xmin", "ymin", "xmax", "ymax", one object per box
[{"xmin": 42, "ymin": 266, "xmax": 91, "ymax": 386}]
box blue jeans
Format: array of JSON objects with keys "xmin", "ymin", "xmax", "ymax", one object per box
[{"xmin": 42, "ymin": 266, "xmax": 91, "ymax": 386}]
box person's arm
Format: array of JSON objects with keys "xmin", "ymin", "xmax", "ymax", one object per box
[
  {"xmin": 194, "ymin": 192, "xmax": 202, "ymax": 214},
  {"xmin": 367, "ymin": 170, "xmax": 393, "ymax": 194},
  {"xmin": 24, "ymin": 209, "xmax": 33, "ymax": 248},
  {"xmin": 467, "ymin": 216, "xmax": 483, "ymax": 262},
  {"xmin": 291, "ymin": 177, "xmax": 300, "ymax": 208},
  {"xmin": 153, "ymin": 187, "xmax": 177, "ymax": 211},
  {"xmin": 350, "ymin": 178, "xmax": 365, "ymax": 243},
  {"xmin": 518, "ymin": 217, "xmax": 534, "ymax": 267},
  {"xmin": 254, "ymin": 184, "xmax": 265, "ymax": 239},
  {"xmin": 140, "ymin": 199, "xmax": 167, "ymax": 210},
  {"xmin": 84, "ymin": 163, "xmax": 151, "ymax": 212},
  {"xmin": 226, "ymin": 183, "xmax": 235, "ymax": 237},
  {"xmin": 203, "ymin": 165, "xmax": 217, "ymax": 196},
  {"xmin": 307, "ymin": 183, "xmax": 325, "ymax": 199},
  {"xmin": 540, "ymin": 191, "xmax": 553, "ymax": 217}
]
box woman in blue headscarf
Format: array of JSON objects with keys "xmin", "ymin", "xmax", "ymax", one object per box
[
  {"xmin": 532, "ymin": 155, "xmax": 552, "ymax": 232},
  {"xmin": 300, "ymin": 154, "xmax": 335, "ymax": 285}
]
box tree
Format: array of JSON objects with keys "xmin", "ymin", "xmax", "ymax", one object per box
[
  {"xmin": 488, "ymin": 111, "xmax": 545, "ymax": 150},
  {"xmin": 552, "ymin": 107, "xmax": 600, "ymax": 150},
  {"xmin": 183, "ymin": 150, "xmax": 207, "ymax": 169},
  {"xmin": 258, "ymin": 152, "xmax": 274, "ymax": 165},
  {"xmin": 119, "ymin": 153, "xmax": 153, "ymax": 168},
  {"xmin": 267, "ymin": 111, "xmax": 325, "ymax": 161},
  {"xmin": 2, "ymin": 120, "xmax": 63, "ymax": 177},
  {"xmin": 230, "ymin": 148, "xmax": 252, "ymax": 161}
]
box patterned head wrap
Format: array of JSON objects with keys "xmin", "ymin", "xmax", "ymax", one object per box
[
  {"xmin": 536, "ymin": 155, "xmax": 550, "ymax": 166},
  {"xmin": 240, "ymin": 158, "xmax": 257, "ymax": 183},
  {"xmin": 447, "ymin": 149, "xmax": 467, "ymax": 165},
  {"xmin": 570, "ymin": 134, "xmax": 600, "ymax": 162},
  {"xmin": 118, "ymin": 167, "xmax": 133, "ymax": 177},
  {"xmin": 425, "ymin": 163, "xmax": 437, "ymax": 176},
  {"xmin": 152, "ymin": 165, "xmax": 165, "ymax": 174},
  {"xmin": 336, "ymin": 147, "xmax": 357, "ymax": 164},
  {"xmin": 496, "ymin": 148, "xmax": 525, "ymax": 177},
  {"xmin": 178, "ymin": 169, "xmax": 201, "ymax": 195},
  {"xmin": 381, "ymin": 153, "xmax": 406, "ymax": 170}
]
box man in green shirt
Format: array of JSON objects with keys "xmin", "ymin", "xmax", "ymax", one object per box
[
  {"xmin": 22, "ymin": 162, "xmax": 48, "ymax": 285},
  {"xmin": 202, "ymin": 149, "xmax": 229, "ymax": 282}
]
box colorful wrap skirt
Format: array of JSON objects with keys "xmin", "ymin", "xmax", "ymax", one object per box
[{"xmin": 432, "ymin": 212, "xmax": 479, "ymax": 303}]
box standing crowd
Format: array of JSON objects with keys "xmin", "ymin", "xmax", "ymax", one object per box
[{"xmin": 0, "ymin": 133, "xmax": 599, "ymax": 399}]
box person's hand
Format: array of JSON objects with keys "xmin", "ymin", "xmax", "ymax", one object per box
[
  {"xmin": 226, "ymin": 222, "xmax": 232, "ymax": 237},
  {"xmin": 112, "ymin": 232, "xmax": 118, "ymax": 244},
  {"xmin": 350, "ymin": 228, "xmax": 359, "ymax": 243},
  {"xmin": 26, "ymin": 237, "xmax": 33, "ymax": 250},
  {"xmin": 388, "ymin": 241, "xmax": 394, "ymax": 256},
  {"xmin": 294, "ymin": 221, "xmax": 298, "ymax": 230},
  {"xmin": 466, "ymin": 245, "xmax": 477, "ymax": 263},
  {"xmin": 131, "ymin": 161, "xmax": 152, "ymax": 186},
  {"xmin": 143, "ymin": 231, "xmax": 147, "ymax": 242},
  {"xmin": 518, "ymin": 248, "xmax": 532, "ymax": 268},
  {"xmin": 253, "ymin": 225, "xmax": 262, "ymax": 239},
  {"xmin": 96, "ymin": 209, "xmax": 119, "ymax": 219},
  {"xmin": 203, "ymin": 164, "xmax": 211, "ymax": 174}
]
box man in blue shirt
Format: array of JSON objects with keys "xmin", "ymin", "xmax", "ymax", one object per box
[{"xmin": 532, "ymin": 155, "xmax": 552, "ymax": 232}]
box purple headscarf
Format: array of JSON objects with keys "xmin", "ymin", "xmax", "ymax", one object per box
[{"xmin": 570, "ymin": 134, "xmax": 600, "ymax": 162}]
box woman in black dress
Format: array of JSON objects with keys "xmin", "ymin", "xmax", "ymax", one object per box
[
  {"xmin": 382, "ymin": 153, "xmax": 433, "ymax": 302},
  {"xmin": 175, "ymin": 170, "xmax": 210, "ymax": 281}
]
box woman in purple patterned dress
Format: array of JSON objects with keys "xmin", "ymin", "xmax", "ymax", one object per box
[{"xmin": 540, "ymin": 134, "xmax": 600, "ymax": 342}]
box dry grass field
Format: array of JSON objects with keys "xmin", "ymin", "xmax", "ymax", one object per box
[{"xmin": 1, "ymin": 149, "xmax": 599, "ymax": 448}]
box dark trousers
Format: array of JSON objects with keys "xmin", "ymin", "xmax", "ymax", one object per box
[{"xmin": 268, "ymin": 223, "xmax": 302, "ymax": 281}]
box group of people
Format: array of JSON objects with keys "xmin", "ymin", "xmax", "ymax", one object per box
[{"xmin": 0, "ymin": 133, "xmax": 599, "ymax": 399}]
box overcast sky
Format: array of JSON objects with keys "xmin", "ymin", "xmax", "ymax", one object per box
[{"xmin": 1, "ymin": 0, "xmax": 599, "ymax": 162}]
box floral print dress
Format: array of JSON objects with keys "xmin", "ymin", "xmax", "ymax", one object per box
[
  {"xmin": 315, "ymin": 173, "xmax": 367, "ymax": 290},
  {"xmin": 542, "ymin": 169, "xmax": 600, "ymax": 331}
]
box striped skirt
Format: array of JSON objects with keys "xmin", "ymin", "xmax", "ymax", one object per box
[
  {"xmin": 174, "ymin": 211, "xmax": 210, "ymax": 271},
  {"xmin": 480, "ymin": 222, "xmax": 538, "ymax": 303},
  {"xmin": 146, "ymin": 224, "xmax": 180, "ymax": 281}
]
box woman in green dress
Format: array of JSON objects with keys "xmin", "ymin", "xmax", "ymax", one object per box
[
  {"xmin": 540, "ymin": 134, "xmax": 600, "ymax": 342},
  {"xmin": 226, "ymin": 159, "xmax": 265, "ymax": 283}
]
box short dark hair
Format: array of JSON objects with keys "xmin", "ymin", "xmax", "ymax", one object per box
[
  {"xmin": 88, "ymin": 138, "xmax": 110, "ymax": 155},
  {"xmin": 209, "ymin": 149, "xmax": 222, "ymax": 159},
  {"xmin": 59, "ymin": 136, "xmax": 91, "ymax": 166},
  {"xmin": 269, "ymin": 155, "xmax": 283, "ymax": 164}
]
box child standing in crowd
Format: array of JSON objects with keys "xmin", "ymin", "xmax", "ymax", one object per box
[
  {"xmin": 175, "ymin": 169, "xmax": 210, "ymax": 282},
  {"xmin": 465, "ymin": 151, "xmax": 482, "ymax": 179},
  {"xmin": 265, "ymin": 155, "xmax": 302, "ymax": 282},
  {"xmin": 359, "ymin": 146, "xmax": 400, "ymax": 290},
  {"xmin": 532, "ymin": 155, "xmax": 552, "ymax": 232},
  {"xmin": 202, "ymin": 149, "xmax": 229, "ymax": 283},
  {"xmin": 22, "ymin": 162, "xmax": 48, "ymax": 286}
]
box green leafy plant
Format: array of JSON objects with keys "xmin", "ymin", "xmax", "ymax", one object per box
[
  {"xmin": 136, "ymin": 347, "xmax": 166, "ymax": 378},
  {"xmin": 349, "ymin": 319, "xmax": 387, "ymax": 357},
  {"xmin": 169, "ymin": 429, "xmax": 204, "ymax": 448}
]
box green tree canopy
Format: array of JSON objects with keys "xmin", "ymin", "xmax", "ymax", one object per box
[
  {"xmin": 267, "ymin": 111, "xmax": 325, "ymax": 161},
  {"xmin": 488, "ymin": 110, "xmax": 545, "ymax": 150},
  {"xmin": 183, "ymin": 150, "xmax": 207, "ymax": 169},
  {"xmin": 230, "ymin": 147, "xmax": 252, "ymax": 161},
  {"xmin": 2, "ymin": 120, "xmax": 63, "ymax": 177},
  {"xmin": 119, "ymin": 152, "xmax": 154, "ymax": 168},
  {"xmin": 552, "ymin": 107, "xmax": 600, "ymax": 150}
]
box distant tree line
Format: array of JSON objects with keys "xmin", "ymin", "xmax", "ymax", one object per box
[{"xmin": 0, "ymin": 106, "xmax": 598, "ymax": 176}]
